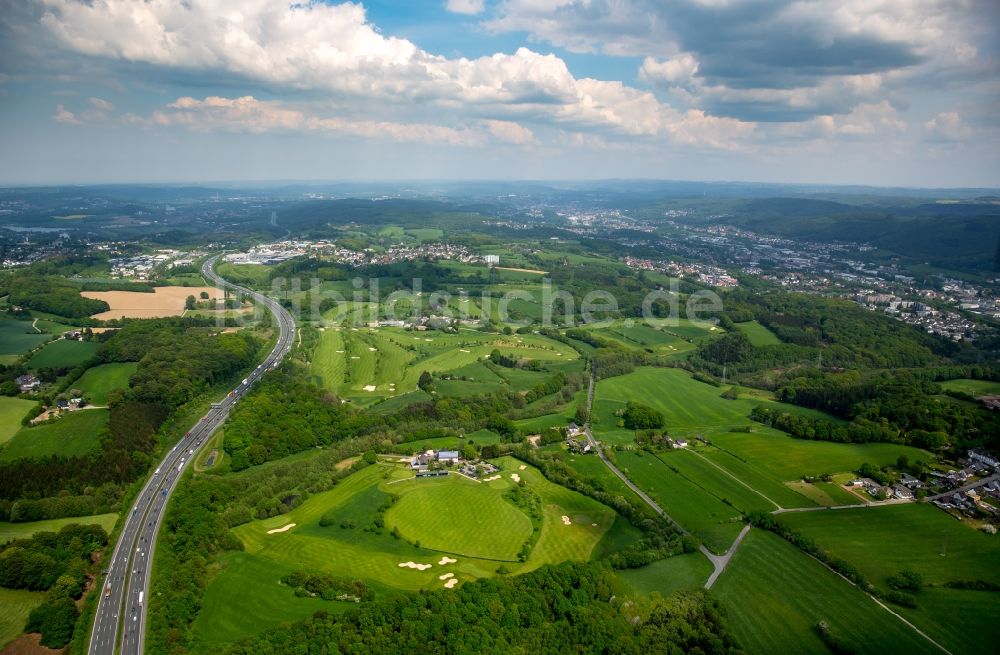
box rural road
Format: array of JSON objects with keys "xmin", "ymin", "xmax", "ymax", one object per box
[
  {"xmin": 87, "ymin": 255, "xmax": 295, "ymax": 655},
  {"xmin": 580, "ymin": 364, "xmax": 746, "ymax": 589}
]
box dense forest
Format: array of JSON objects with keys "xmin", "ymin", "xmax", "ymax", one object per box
[{"xmin": 225, "ymin": 562, "xmax": 739, "ymax": 655}]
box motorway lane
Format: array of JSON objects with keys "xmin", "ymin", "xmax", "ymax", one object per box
[{"xmin": 88, "ymin": 255, "xmax": 295, "ymax": 655}]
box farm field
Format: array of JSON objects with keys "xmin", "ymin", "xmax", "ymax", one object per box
[
  {"xmin": 940, "ymin": 378, "xmax": 1000, "ymax": 397},
  {"xmin": 211, "ymin": 458, "xmax": 626, "ymax": 644},
  {"xmin": 709, "ymin": 430, "xmax": 932, "ymax": 480},
  {"xmin": 26, "ymin": 338, "xmax": 97, "ymax": 369},
  {"xmin": 0, "ymin": 587, "xmax": 46, "ymax": 651},
  {"xmin": 0, "ymin": 513, "xmax": 118, "ymax": 545},
  {"xmin": 81, "ymin": 285, "xmax": 223, "ymax": 320},
  {"xmin": 592, "ymin": 368, "xmax": 758, "ymax": 444},
  {"xmin": 616, "ymin": 450, "xmax": 744, "ymax": 553},
  {"xmin": 781, "ymin": 503, "xmax": 1000, "ymax": 654},
  {"xmin": 0, "ymin": 408, "xmax": 108, "ymax": 461},
  {"xmin": 579, "ymin": 320, "xmax": 697, "ymax": 357},
  {"xmin": 0, "ymin": 397, "xmax": 36, "ymax": 446},
  {"xmin": 697, "ymin": 447, "xmax": 817, "ymax": 509},
  {"xmin": 0, "ymin": 315, "xmax": 49, "ymax": 364},
  {"xmin": 73, "ymin": 362, "xmax": 137, "ymax": 404},
  {"xmin": 733, "ymin": 320, "xmax": 782, "ymax": 346},
  {"xmin": 714, "ymin": 530, "xmax": 938, "ymax": 655},
  {"xmin": 658, "ymin": 449, "xmax": 780, "ymax": 513}
]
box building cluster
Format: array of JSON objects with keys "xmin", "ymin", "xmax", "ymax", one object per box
[
  {"xmin": 109, "ymin": 249, "xmax": 202, "ymax": 279},
  {"xmin": 621, "ymin": 256, "xmax": 739, "ymax": 287},
  {"xmin": 407, "ymin": 449, "xmax": 499, "ymax": 480},
  {"xmin": 853, "ymin": 292, "xmax": 979, "ymax": 341}
]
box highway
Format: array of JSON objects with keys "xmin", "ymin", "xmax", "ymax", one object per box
[{"xmin": 88, "ymin": 255, "xmax": 295, "ymax": 655}]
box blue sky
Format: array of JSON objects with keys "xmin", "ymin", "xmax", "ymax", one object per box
[{"xmin": 0, "ymin": 0, "xmax": 997, "ymax": 186}]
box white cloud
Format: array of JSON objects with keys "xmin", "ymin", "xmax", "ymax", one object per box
[
  {"xmin": 52, "ymin": 103, "xmax": 79, "ymax": 124},
  {"xmin": 445, "ymin": 0, "xmax": 486, "ymax": 15},
  {"xmin": 483, "ymin": 119, "xmax": 536, "ymax": 144},
  {"xmin": 924, "ymin": 111, "xmax": 970, "ymax": 142},
  {"xmin": 35, "ymin": 0, "xmax": 753, "ymax": 148},
  {"xmin": 88, "ymin": 96, "xmax": 114, "ymax": 111},
  {"xmin": 640, "ymin": 54, "xmax": 699, "ymax": 88}
]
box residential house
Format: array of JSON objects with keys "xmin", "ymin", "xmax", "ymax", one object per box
[
  {"xmin": 900, "ymin": 473, "xmax": 923, "ymax": 489},
  {"xmin": 892, "ymin": 484, "xmax": 914, "ymax": 500},
  {"xmin": 15, "ymin": 374, "xmax": 40, "ymax": 393},
  {"xmin": 436, "ymin": 450, "xmax": 460, "ymax": 465},
  {"xmin": 968, "ymin": 448, "xmax": 1000, "ymax": 470},
  {"xmin": 673, "ymin": 438, "xmax": 689, "ymax": 448}
]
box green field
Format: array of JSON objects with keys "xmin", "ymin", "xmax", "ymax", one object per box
[
  {"xmin": 616, "ymin": 450, "xmax": 744, "ymax": 553},
  {"xmin": 386, "ymin": 476, "xmax": 533, "ymax": 561},
  {"xmin": 940, "ymin": 378, "xmax": 1000, "ymax": 397},
  {"xmin": 617, "ymin": 551, "xmax": 713, "ymax": 596},
  {"xmin": 310, "ymin": 326, "xmax": 578, "ymax": 405},
  {"xmin": 781, "ymin": 503, "xmax": 1000, "ymax": 653},
  {"xmin": 733, "ymin": 320, "xmax": 782, "ymax": 346},
  {"xmin": 714, "ymin": 530, "xmax": 938, "ymax": 655},
  {"xmin": 0, "ymin": 408, "xmax": 108, "ymax": 461},
  {"xmin": 0, "ymin": 513, "xmax": 118, "ymax": 545},
  {"xmin": 698, "ymin": 448, "xmax": 817, "ymax": 508},
  {"xmin": 659, "ymin": 449, "xmax": 780, "ymax": 513},
  {"xmin": 0, "ymin": 397, "xmax": 36, "ymax": 446},
  {"xmin": 202, "ymin": 459, "xmax": 625, "ymax": 648},
  {"xmin": 26, "ymin": 338, "xmax": 97, "ymax": 369},
  {"xmin": 0, "ymin": 587, "xmax": 46, "ymax": 650},
  {"xmin": 709, "ymin": 430, "xmax": 932, "ymax": 480},
  {"xmin": 74, "ymin": 362, "xmax": 137, "ymax": 404},
  {"xmin": 0, "ymin": 315, "xmax": 49, "ymax": 362}
]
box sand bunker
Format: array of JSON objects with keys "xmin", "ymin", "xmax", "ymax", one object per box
[
  {"xmin": 267, "ymin": 523, "xmax": 296, "ymax": 534},
  {"xmin": 83, "ymin": 286, "xmax": 224, "ymax": 320},
  {"xmin": 459, "ymin": 349, "xmax": 470, "ymax": 353},
  {"xmin": 519, "ymin": 465, "xmax": 526, "ymax": 470},
  {"xmin": 398, "ymin": 561, "xmax": 433, "ymax": 571},
  {"xmin": 561, "ymin": 515, "xmax": 572, "ymax": 525},
  {"xmin": 363, "ymin": 385, "xmax": 377, "ymax": 392},
  {"xmin": 368, "ymin": 347, "xmax": 376, "ymax": 351},
  {"xmin": 510, "ymin": 473, "xmax": 521, "ymax": 483},
  {"xmin": 351, "ymin": 356, "xmax": 360, "ymax": 360},
  {"xmin": 438, "ymin": 556, "xmax": 457, "ymax": 565},
  {"xmin": 438, "ymin": 572, "xmax": 454, "ymax": 580},
  {"xmin": 483, "ymin": 475, "xmax": 501, "ymax": 482},
  {"xmin": 592, "ymin": 523, "xmax": 598, "ymax": 527},
  {"xmin": 444, "ymin": 578, "xmax": 459, "ymax": 588}
]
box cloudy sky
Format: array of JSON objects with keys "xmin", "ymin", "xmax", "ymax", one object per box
[{"xmin": 0, "ymin": 0, "xmax": 997, "ymax": 186}]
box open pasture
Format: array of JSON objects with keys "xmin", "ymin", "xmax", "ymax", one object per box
[
  {"xmin": 0, "ymin": 587, "xmax": 46, "ymax": 650},
  {"xmin": 714, "ymin": 530, "xmax": 938, "ymax": 655},
  {"xmin": 709, "ymin": 430, "xmax": 932, "ymax": 481},
  {"xmin": 733, "ymin": 320, "xmax": 782, "ymax": 346},
  {"xmin": 0, "ymin": 397, "xmax": 36, "ymax": 446},
  {"xmin": 26, "ymin": 338, "xmax": 97, "ymax": 369},
  {"xmin": 697, "ymin": 447, "xmax": 817, "ymax": 509},
  {"xmin": 616, "ymin": 450, "xmax": 744, "ymax": 553},
  {"xmin": 659, "ymin": 449, "xmax": 779, "ymax": 513},
  {"xmin": 0, "ymin": 408, "xmax": 108, "ymax": 461},
  {"xmin": 939, "ymin": 378, "xmax": 1000, "ymax": 397},
  {"xmin": 74, "ymin": 362, "xmax": 137, "ymax": 404},
  {"xmin": 0, "ymin": 315, "xmax": 49, "ymax": 363},
  {"xmin": 0, "ymin": 512, "xmax": 117, "ymax": 545}
]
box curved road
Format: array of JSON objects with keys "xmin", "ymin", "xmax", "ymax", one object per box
[{"xmin": 88, "ymin": 255, "xmax": 295, "ymax": 655}]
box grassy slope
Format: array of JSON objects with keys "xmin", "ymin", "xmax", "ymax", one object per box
[
  {"xmin": 939, "ymin": 378, "xmax": 1000, "ymax": 397},
  {"xmin": 781, "ymin": 503, "xmax": 1000, "ymax": 654},
  {"xmin": 0, "ymin": 408, "xmax": 108, "ymax": 461},
  {"xmin": 713, "ymin": 530, "xmax": 937, "ymax": 655},
  {"xmin": 0, "ymin": 397, "xmax": 36, "ymax": 446},
  {"xmin": 0, "ymin": 513, "xmax": 118, "ymax": 545},
  {"xmin": 734, "ymin": 320, "xmax": 782, "ymax": 346},
  {"xmin": 0, "ymin": 315, "xmax": 49, "ymax": 360},
  {"xmin": 617, "ymin": 552, "xmax": 714, "ymax": 597},
  {"xmin": 73, "ymin": 362, "xmax": 137, "ymax": 404},
  {"xmin": 616, "ymin": 450, "xmax": 743, "ymax": 554},
  {"xmin": 0, "ymin": 587, "xmax": 46, "ymax": 650},
  {"xmin": 26, "ymin": 338, "xmax": 97, "ymax": 369}
]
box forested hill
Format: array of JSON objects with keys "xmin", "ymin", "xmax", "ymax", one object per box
[{"xmin": 224, "ymin": 562, "xmax": 740, "ymax": 655}]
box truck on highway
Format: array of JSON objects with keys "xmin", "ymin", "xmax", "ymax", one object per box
[
  {"xmin": 138, "ymin": 591, "xmax": 143, "ymax": 605},
  {"xmin": 104, "ymin": 583, "xmax": 112, "ymax": 598}
]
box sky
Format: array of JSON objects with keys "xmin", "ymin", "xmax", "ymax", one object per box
[{"xmin": 0, "ymin": 0, "xmax": 997, "ymax": 187}]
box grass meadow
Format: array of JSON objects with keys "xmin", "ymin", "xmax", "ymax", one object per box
[
  {"xmin": 73, "ymin": 362, "xmax": 137, "ymax": 404},
  {"xmin": 0, "ymin": 513, "xmax": 118, "ymax": 545},
  {"xmin": 714, "ymin": 529, "xmax": 939, "ymax": 655},
  {"xmin": 0, "ymin": 408, "xmax": 108, "ymax": 461},
  {"xmin": 26, "ymin": 338, "xmax": 97, "ymax": 369},
  {"xmin": 0, "ymin": 397, "xmax": 36, "ymax": 446},
  {"xmin": 733, "ymin": 320, "xmax": 782, "ymax": 346}
]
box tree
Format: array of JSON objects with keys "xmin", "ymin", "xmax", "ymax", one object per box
[
  {"xmin": 622, "ymin": 402, "xmax": 664, "ymax": 430},
  {"xmin": 184, "ymin": 295, "xmax": 196, "ymax": 310},
  {"xmin": 461, "ymin": 444, "xmax": 478, "ymax": 461},
  {"xmin": 199, "ymin": 291, "xmax": 209, "ymax": 300},
  {"xmin": 417, "ymin": 371, "xmax": 433, "ymax": 392}
]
